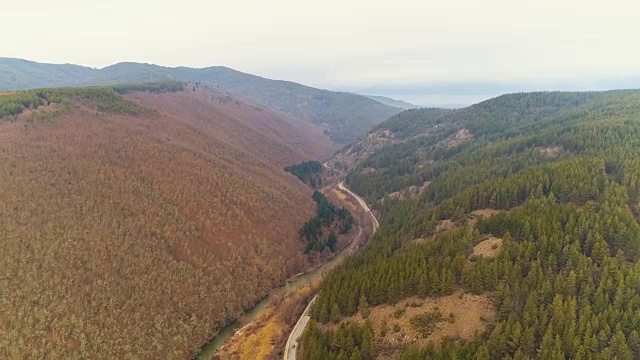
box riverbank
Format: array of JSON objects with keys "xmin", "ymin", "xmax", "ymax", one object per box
[
  {"xmin": 193, "ymin": 180, "xmax": 370, "ymax": 359},
  {"xmin": 216, "ymin": 282, "xmax": 320, "ymax": 359},
  {"xmin": 284, "ymin": 181, "xmax": 379, "ymax": 360}
]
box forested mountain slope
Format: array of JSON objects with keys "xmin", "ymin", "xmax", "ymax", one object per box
[
  {"xmin": 0, "ymin": 83, "xmax": 334, "ymax": 358},
  {"xmin": 302, "ymin": 90, "xmax": 640, "ymax": 359},
  {"xmin": 0, "ymin": 58, "xmax": 403, "ymax": 143}
]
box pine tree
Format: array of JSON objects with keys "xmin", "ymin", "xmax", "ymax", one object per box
[
  {"xmin": 610, "ymin": 330, "xmax": 633, "ymax": 360},
  {"xmin": 350, "ymin": 347, "xmax": 362, "ymax": 360},
  {"xmin": 358, "ymin": 294, "xmax": 369, "ymax": 319},
  {"xmin": 628, "ymin": 330, "xmax": 640, "ymax": 358},
  {"xmin": 474, "ymin": 346, "xmax": 490, "ymax": 360},
  {"xmin": 361, "ymin": 323, "xmax": 374, "ymax": 360},
  {"xmin": 380, "ymin": 320, "xmax": 388, "ymax": 337},
  {"xmin": 331, "ymin": 302, "xmax": 342, "ymax": 323}
]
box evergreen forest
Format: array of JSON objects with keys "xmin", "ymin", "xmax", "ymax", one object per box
[{"xmin": 301, "ymin": 90, "xmax": 640, "ymax": 359}]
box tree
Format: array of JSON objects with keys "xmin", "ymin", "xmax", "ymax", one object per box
[
  {"xmin": 628, "ymin": 330, "xmax": 640, "ymax": 358},
  {"xmin": 380, "ymin": 320, "xmax": 388, "ymax": 337},
  {"xmin": 610, "ymin": 330, "xmax": 633, "ymax": 360},
  {"xmin": 358, "ymin": 294, "xmax": 369, "ymax": 319},
  {"xmin": 350, "ymin": 347, "xmax": 362, "ymax": 360},
  {"xmin": 327, "ymin": 232, "xmax": 338, "ymax": 252},
  {"xmin": 331, "ymin": 302, "xmax": 342, "ymax": 323}
]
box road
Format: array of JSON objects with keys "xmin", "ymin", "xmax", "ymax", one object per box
[
  {"xmin": 283, "ymin": 295, "xmax": 317, "ymax": 360},
  {"xmin": 338, "ymin": 181, "xmax": 379, "ymax": 231},
  {"xmin": 284, "ymin": 181, "xmax": 378, "ymax": 360}
]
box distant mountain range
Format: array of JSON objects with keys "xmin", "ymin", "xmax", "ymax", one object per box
[
  {"xmin": 0, "ymin": 57, "xmax": 404, "ymax": 143},
  {"xmin": 361, "ymin": 95, "xmax": 420, "ymax": 109}
]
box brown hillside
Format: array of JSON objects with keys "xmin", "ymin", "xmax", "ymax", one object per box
[
  {"xmin": 126, "ymin": 86, "xmax": 336, "ymax": 167},
  {"xmin": 0, "ymin": 90, "xmax": 334, "ymax": 358}
]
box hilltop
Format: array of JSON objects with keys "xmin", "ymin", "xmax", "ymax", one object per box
[
  {"xmin": 0, "ymin": 58, "xmax": 403, "ymax": 143},
  {"xmin": 303, "ymin": 90, "xmax": 640, "ymax": 359},
  {"xmin": 362, "ymin": 94, "xmax": 421, "ymax": 110},
  {"xmin": 0, "ymin": 83, "xmax": 335, "ymax": 358}
]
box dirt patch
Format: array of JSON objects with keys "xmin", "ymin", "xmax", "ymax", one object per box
[
  {"xmin": 418, "ymin": 181, "xmax": 431, "ymax": 193},
  {"xmin": 472, "ymin": 237, "xmax": 503, "ymax": 259},
  {"xmin": 328, "ymin": 291, "xmax": 494, "ymax": 352},
  {"xmin": 456, "ymin": 128, "xmax": 472, "ymax": 141},
  {"xmin": 383, "ymin": 181, "xmax": 430, "ymax": 203},
  {"xmin": 468, "ymin": 208, "xmax": 500, "ymax": 229},
  {"xmin": 439, "ymin": 128, "xmax": 472, "ymax": 148},
  {"xmin": 411, "ymin": 237, "xmax": 433, "ymax": 245},
  {"xmin": 387, "ymin": 190, "xmax": 405, "ymax": 201},
  {"xmin": 538, "ymin": 146, "xmax": 562, "ymax": 157},
  {"xmin": 0, "ymin": 91, "xmax": 17, "ymax": 97},
  {"xmin": 435, "ymin": 219, "xmax": 455, "ymax": 233}
]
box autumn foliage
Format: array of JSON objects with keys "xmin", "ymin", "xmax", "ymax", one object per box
[{"xmin": 0, "ymin": 87, "xmax": 334, "ymax": 358}]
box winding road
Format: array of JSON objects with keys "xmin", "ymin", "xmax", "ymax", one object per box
[
  {"xmin": 284, "ymin": 181, "xmax": 378, "ymax": 360},
  {"xmin": 337, "ymin": 181, "xmax": 379, "ymax": 231},
  {"xmin": 283, "ymin": 295, "xmax": 317, "ymax": 360}
]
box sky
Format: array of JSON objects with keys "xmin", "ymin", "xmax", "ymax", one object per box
[{"xmin": 4, "ymin": 0, "xmax": 640, "ymax": 106}]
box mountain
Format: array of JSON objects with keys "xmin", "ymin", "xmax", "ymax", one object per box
[
  {"xmin": 303, "ymin": 90, "xmax": 640, "ymax": 359},
  {"xmin": 0, "ymin": 57, "xmax": 93, "ymax": 89},
  {"xmin": 0, "ymin": 83, "xmax": 335, "ymax": 358},
  {"xmin": 362, "ymin": 94, "xmax": 420, "ymax": 109},
  {"xmin": 0, "ymin": 58, "xmax": 402, "ymax": 143}
]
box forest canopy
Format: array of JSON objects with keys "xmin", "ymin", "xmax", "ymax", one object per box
[
  {"xmin": 299, "ymin": 191, "xmax": 354, "ymax": 253},
  {"xmin": 301, "ymin": 90, "xmax": 640, "ymax": 360},
  {"xmin": 285, "ymin": 160, "xmax": 324, "ymax": 188}
]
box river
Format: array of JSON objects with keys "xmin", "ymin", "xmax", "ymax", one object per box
[{"xmin": 195, "ymin": 225, "xmax": 364, "ymax": 359}]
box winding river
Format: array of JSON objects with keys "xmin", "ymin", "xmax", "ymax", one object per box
[
  {"xmin": 195, "ymin": 229, "xmax": 360, "ymax": 359},
  {"xmin": 196, "ymin": 181, "xmax": 373, "ymax": 359}
]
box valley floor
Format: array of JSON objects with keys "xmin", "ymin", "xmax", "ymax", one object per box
[{"xmin": 213, "ymin": 180, "xmax": 377, "ymax": 360}]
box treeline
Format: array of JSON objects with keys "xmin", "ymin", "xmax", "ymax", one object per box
[
  {"xmin": 301, "ymin": 320, "xmax": 374, "ymax": 360},
  {"xmin": 299, "ymin": 191, "xmax": 354, "ymax": 253},
  {"xmin": 285, "ymin": 160, "xmax": 324, "ymax": 188},
  {"xmin": 0, "ymin": 92, "xmax": 48, "ymax": 118},
  {"xmin": 112, "ymin": 80, "xmax": 184, "ymax": 94},
  {"xmin": 0, "ymin": 81, "xmax": 184, "ymax": 120},
  {"xmin": 301, "ymin": 89, "xmax": 640, "ymax": 359}
]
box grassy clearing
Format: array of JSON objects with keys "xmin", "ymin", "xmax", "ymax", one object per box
[
  {"xmin": 217, "ymin": 282, "xmax": 320, "ymax": 359},
  {"xmin": 409, "ymin": 308, "xmax": 444, "ymax": 337},
  {"xmin": 471, "ymin": 237, "xmax": 503, "ymax": 259},
  {"xmin": 323, "ymin": 290, "xmax": 494, "ymax": 357}
]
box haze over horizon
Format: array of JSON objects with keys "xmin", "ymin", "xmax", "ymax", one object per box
[{"xmin": 4, "ymin": 0, "xmax": 640, "ymax": 105}]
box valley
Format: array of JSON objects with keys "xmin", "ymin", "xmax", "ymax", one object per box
[
  {"xmin": 2, "ymin": 61, "xmax": 640, "ymax": 360},
  {"xmin": 208, "ymin": 178, "xmax": 378, "ymax": 360},
  {"xmin": 5, "ymin": 1, "xmax": 639, "ymax": 359}
]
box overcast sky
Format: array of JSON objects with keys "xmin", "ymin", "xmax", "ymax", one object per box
[{"xmin": 4, "ymin": 0, "xmax": 640, "ymax": 105}]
